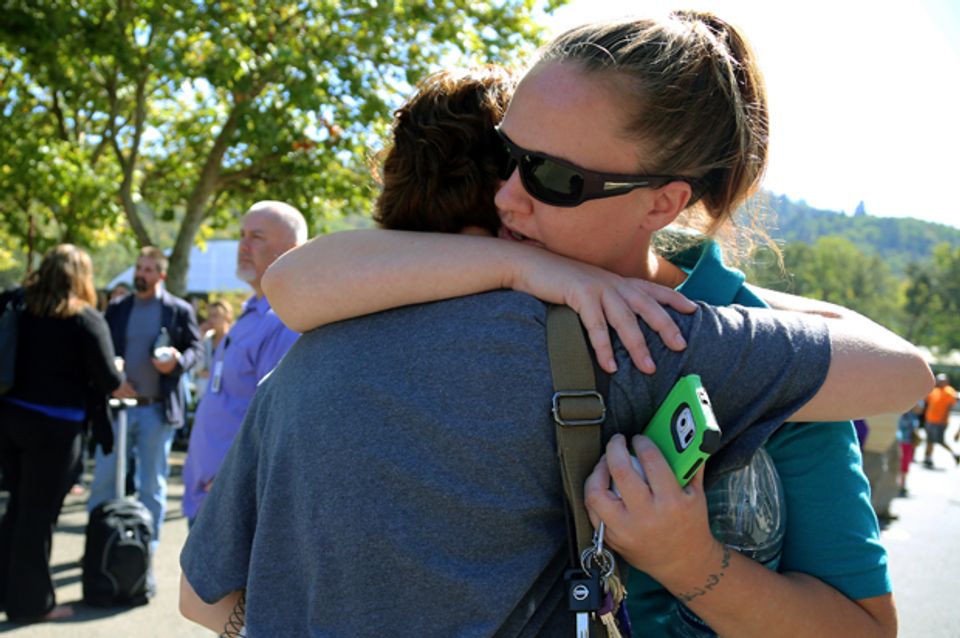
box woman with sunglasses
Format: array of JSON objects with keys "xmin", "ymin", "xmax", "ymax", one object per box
[{"xmin": 263, "ymin": 14, "xmax": 912, "ymax": 637}]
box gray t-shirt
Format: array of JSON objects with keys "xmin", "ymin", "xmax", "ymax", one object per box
[
  {"xmin": 125, "ymin": 294, "xmax": 163, "ymax": 399},
  {"xmin": 180, "ymin": 291, "xmax": 829, "ymax": 637}
]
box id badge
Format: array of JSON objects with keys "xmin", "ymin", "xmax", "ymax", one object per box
[{"xmin": 210, "ymin": 360, "xmax": 224, "ymax": 394}]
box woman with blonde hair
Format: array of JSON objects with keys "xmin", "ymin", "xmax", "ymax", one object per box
[{"xmin": 0, "ymin": 244, "xmax": 123, "ymax": 622}]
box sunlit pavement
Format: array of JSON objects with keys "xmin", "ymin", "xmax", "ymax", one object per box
[
  {"xmin": 881, "ymin": 417, "xmax": 960, "ymax": 638},
  {"xmin": 0, "ymin": 451, "xmax": 209, "ymax": 637}
]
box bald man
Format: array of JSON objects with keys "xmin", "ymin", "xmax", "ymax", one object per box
[{"xmin": 182, "ymin": 201, "xmax": 307, "ymax": 523}]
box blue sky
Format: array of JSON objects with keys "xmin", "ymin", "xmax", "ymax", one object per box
[{"xmin": 543, "ymin": 0, "xmax": 960, "ymax": 228}]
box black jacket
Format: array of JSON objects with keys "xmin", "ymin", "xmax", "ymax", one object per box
[
  {"xmin": 1, "ymin": 287, "xmax": 124, "ymax": 452},
  {"xmin": 104, "ymin": 288, "xmax": 201, "ymax": 428}
]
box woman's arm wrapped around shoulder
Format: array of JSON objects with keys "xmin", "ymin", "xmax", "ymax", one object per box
[
  {"xmin": 262, "ymin": 229, "xmax": 695, "ymax": 373},
  {"xmin": 764, "ymin": 293, "xmax": 935, "ymax": 421}
]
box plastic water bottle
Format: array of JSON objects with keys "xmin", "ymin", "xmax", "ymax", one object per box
[
  {"xmin": 666, "ymin": 447, "xmax": 786, "ymax": 637},
  {"xmin": 153, "ymin": 327, "xmax": 174, "ymax": 362}
]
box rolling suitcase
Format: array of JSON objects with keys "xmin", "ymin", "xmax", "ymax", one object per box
[{"xmin": 82, "ymin": 399, "xmax": 154, "ymax": 606}]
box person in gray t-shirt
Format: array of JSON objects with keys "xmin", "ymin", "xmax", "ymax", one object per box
[{"xmin": 179, "ymin": 290, "xmax": 921, "ymax": 637}]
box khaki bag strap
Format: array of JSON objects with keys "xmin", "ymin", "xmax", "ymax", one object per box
[{"xmin": 546, "ymin": 305, "xmax": 606, "ymax": 562}]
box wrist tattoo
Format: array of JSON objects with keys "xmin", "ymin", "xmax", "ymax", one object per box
[{"xmin": 677, "ymin": 545, "xmax": 731, "ymax": 603}]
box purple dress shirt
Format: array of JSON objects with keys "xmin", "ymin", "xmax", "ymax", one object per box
[{"xmin": 182, "ymin": 294, "xmax": 299, "ymax": 519}]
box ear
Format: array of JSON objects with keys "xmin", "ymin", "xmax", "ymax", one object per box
[{"xmin": 639, "ymin": 181, "xmax": 692, "ymax": 232}]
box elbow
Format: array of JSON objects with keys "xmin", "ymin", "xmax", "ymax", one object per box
[
  {"xmin": 261, "ymin": 260, "xmax": 307, "ymax": 332},
  {"xmin": 909, "ymin": 348, "xmax": 935, "ymax": 400},
  {"xmin": 260, "ymin": 259, "xmax": 284, "ymax": 309},
  {"xmin": 896, "ymin": 349, "xmax": 935, "ymax": 413},
  {"xmin": 178, "ymin": 573, "xmax": 199, "ymax": 622}
]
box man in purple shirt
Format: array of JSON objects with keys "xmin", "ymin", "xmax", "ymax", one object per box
[{"xmin": 182, "ymin": 201, "xmax": 306, "ymax": 523}]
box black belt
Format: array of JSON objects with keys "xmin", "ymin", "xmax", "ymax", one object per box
[{"xmin": 133, "ymin": 397, "xmax": 163, "ymax": 406}]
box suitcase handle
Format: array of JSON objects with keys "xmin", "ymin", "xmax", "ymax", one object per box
[{"xmin": 108, "ymin": 398, "xmax": 138, "ymax": 500}]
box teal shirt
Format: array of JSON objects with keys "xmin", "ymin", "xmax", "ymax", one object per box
[{"xmin": 625, "ymin": 239, "xmax": 890, "ymax": 634}]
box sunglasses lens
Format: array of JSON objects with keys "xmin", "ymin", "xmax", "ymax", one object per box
[
  {"xmin": 497, "ymin": 154, "xmax": 517, "ymax": 181},
  {"xmin": 522, "ymin": 156, "xmax": 583, "ymax": 206}
]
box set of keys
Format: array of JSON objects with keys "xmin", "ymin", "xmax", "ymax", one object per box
[{"xmin": 565, "ymin": 521, "xmax": 629, "ymax": 638}]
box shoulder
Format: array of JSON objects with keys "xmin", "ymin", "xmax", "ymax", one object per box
[
  {"xmin": 288, "ymin": 290, "xmax": 546, "ymax": 354},
  {"xmin": 105, "ymin": 295, "xmax": 132, "ymax": 317},
  {"xmin": 161, "ymin": 290, "xmax": 193, "ymax": 312},
  {"xmin": 76, "ymin": 304, "xmax": 109, "ymax": 328}
]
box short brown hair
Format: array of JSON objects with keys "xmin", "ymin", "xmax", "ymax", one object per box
[
  {"xmin": 139, "ymin": 245, "xmax": 168, "ymax": 274},
  {"xmin": 373, "ymin": 66, "xmax": 516, "ymax": 235},
  {"xmin": 24, "ymin": 244, "xmax": 98, "ymax": 318}
]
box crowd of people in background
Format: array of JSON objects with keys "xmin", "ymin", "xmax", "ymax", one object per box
[{"xmin": 0, "ymin": 200, "xmax": 306, "ymax": 624}]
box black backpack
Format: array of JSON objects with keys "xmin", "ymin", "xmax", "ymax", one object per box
[{"xmin": 82, "ymin": 497, "xmax": 153, "ymax": 607}]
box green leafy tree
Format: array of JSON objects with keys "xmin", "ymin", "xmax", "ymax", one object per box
[
  {"xmin": 1, "ymin": 0, "xmax": 562, "ymax": 293},
  {"xmin": 745, "ymin": 236, "xmax": 901, "ymax": 330},
  {"xmin": 902, "ymin": 260, "xmax": 938, "ymax": 343},
  {"xmin": 903, "ymin": 244, "xmax": 960, "ymax": 349}
]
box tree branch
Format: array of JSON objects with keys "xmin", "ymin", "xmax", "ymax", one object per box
[
  {"xmin": 91, "ymin": 64, "xmax": 122, "ymax": 166},
  {"xmin": 50, "ymin": 90, "xmax": 70, "ymax": 141},
  {"xmin": 217, "ymin": 151, "xmax": 286, "ymax": 188}
]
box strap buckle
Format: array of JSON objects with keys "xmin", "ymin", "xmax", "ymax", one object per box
[{"xmin": 552, "ymin": 390, "xmax": 606, "ymax": 427}]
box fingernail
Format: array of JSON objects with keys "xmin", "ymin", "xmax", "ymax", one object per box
[
  {"xmin": 607, "ymin": 358, "xmax": 618, "ymax": 372},
  {"xmin": 674, "ymin": 334, "xmax": 687, "ymax": 348},
  {"xmin": 643, "ymin": 357, "xmax": 655, "ymax": 370}
]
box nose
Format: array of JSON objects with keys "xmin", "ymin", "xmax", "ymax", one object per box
[{"xmin": 493, "ymin": 169, "xmax": 533, "ymax": 225}]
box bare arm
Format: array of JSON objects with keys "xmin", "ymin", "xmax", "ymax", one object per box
[
  {"xmin": 262, "ymin": 230, "xmax": 511, "ymax": 331},
  {"xmin": 586, "ymin": 436, "xmax": 897, "ymax": 638},
  {"xmin": 179, "ymin": 573, "xmax": 243, "ymax": 634},
  {"xmin": 791, "ymin": 314, "xmax": 931, "ymax": 421},
  {"xmin": 262, "ymin": 229, "xmax": 696, "ymax": 373},
  {"xmin": 750, "ymin": 287, "xmax": 935, "ymax": 421}
]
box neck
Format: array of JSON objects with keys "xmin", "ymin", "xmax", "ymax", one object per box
[
  {"xmin": 614, "ymin": 237, "xmax": 688, "ymax": 289},
  {"xmin": 646, "ymin": 253, "xmax": 688, "ymax": 289},
  {"xmin": 136, "ymin": 287, "xmax": 160, "ymax": 301}
]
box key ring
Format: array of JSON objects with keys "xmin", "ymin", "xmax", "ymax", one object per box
[{"xmin": 581, "ymin": 545, "xmax": 616, "ymax": 581}]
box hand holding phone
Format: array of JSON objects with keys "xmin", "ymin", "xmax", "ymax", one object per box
[{"xmin": 614, "ymin": 375, "xmax": 721, "ymax": 490}]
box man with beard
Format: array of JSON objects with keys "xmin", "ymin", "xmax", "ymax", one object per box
[
  {"xmin": 181, "ymin": 201, "xmax": 305, "ymax": 525},
  {"xmin": 88, "ymin": 245, "xmax": 201, "ymax": 595}
]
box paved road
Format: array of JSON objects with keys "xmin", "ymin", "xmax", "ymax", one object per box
[
  {"xmin": 881, "ymin": 426, "xmax": 960, "ymax": 638},
  {"xmin": 2, "ymin": 427, "xmax": 959, "ymax": 636},
  {"xmin": 0, "ymin": 451, "xmax": 210, "ymax": 637}
]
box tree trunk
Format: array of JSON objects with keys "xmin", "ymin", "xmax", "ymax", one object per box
[
  {"xmin": 114, "ymin": 75, "xmax": 153, "ymax": 249},
  {"xmin": 164, "ymin": 105, "xmax": 245, "ymax": 296}
]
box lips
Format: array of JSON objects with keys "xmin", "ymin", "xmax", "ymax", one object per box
[{"xmin": 498, "ymin": 225, "xmax": 545, "ymax": 248}]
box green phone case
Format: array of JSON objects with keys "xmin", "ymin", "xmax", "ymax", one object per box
[{"xmin": 642, "ymin": 374, "xmax": 722, "ymax": 485}]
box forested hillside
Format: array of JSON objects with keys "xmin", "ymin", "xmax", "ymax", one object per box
[
  {"xmin": 740, "ymin": 192, "xmax": 960, "ymax": 350},
  {"xmin": 760, "ymin": 194, "xmax": 960, "ymax": 276}
]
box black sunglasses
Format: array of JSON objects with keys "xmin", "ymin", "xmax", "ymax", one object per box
[{"xmin": 496, "ymin": 127, "xmax": 696, "ymax": 208}]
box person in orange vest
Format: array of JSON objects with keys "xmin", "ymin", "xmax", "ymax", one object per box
[{"xmin": 922, "ymin": 373, "xmax": 960, "ymax": 468}]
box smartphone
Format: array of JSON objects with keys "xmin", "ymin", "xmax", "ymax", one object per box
[{"xmin": 642, "ymin": 374, "xmax": 722, "ymax": 485}]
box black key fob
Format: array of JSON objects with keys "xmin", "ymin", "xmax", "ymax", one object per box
[{"xmin": 564, "ymin": 568, "xmax": 602, "ymax": 612}]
